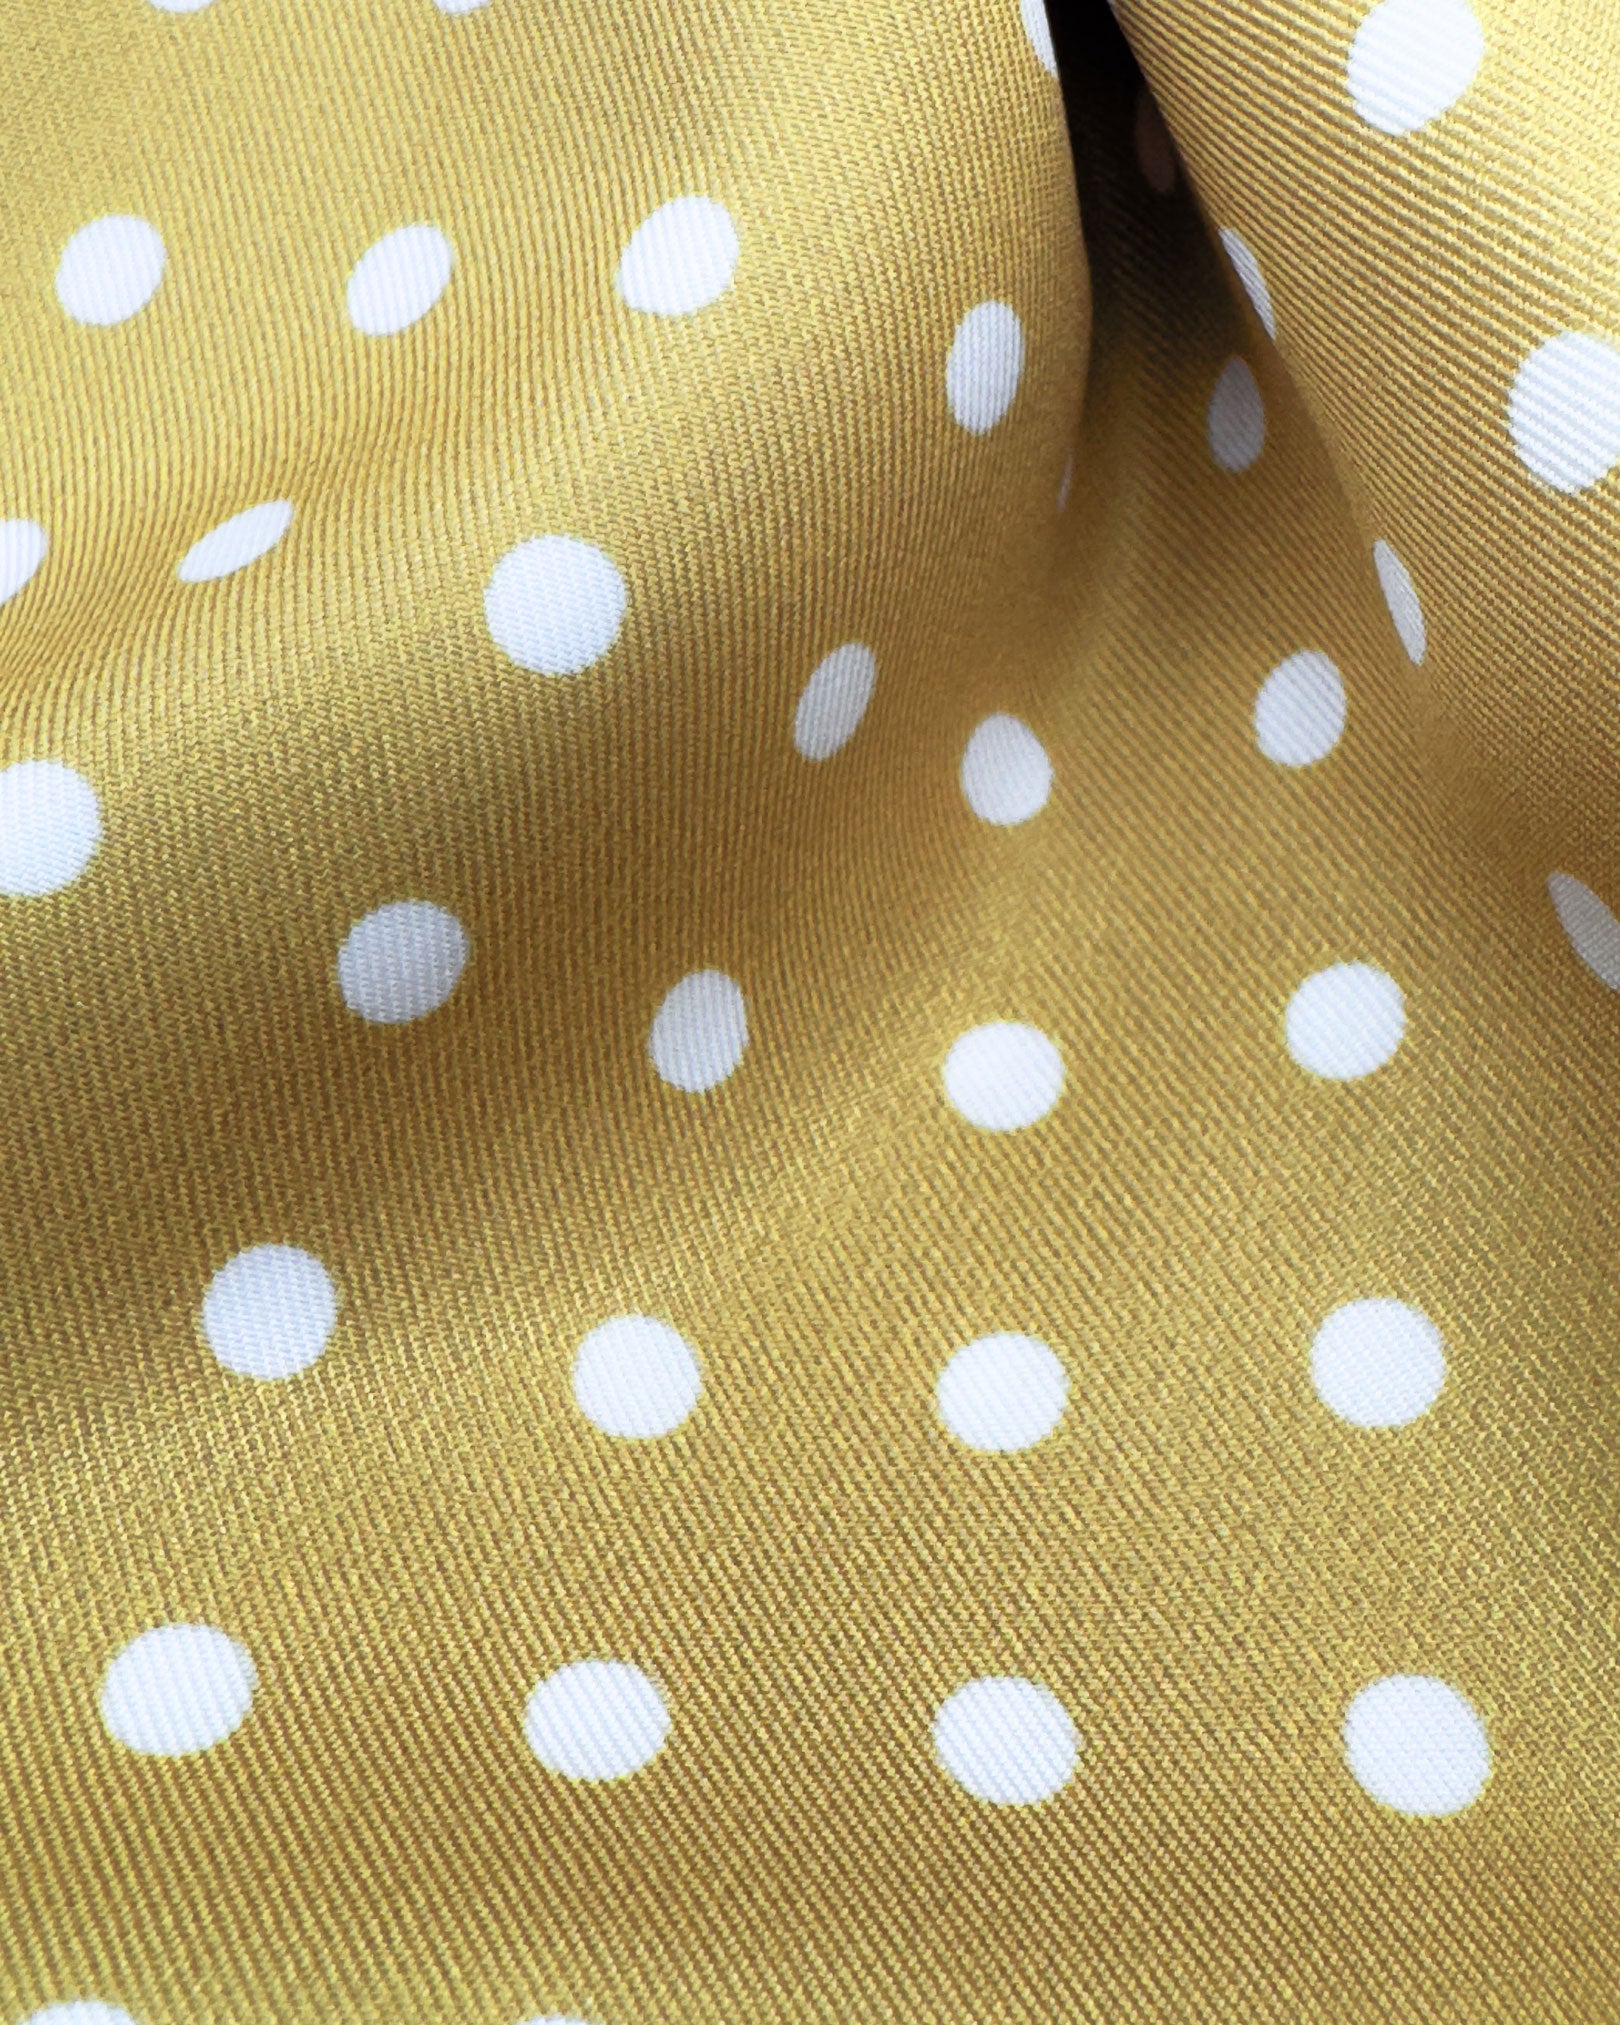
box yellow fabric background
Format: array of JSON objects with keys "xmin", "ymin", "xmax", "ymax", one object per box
[{"xmin": 1, "ymin": 0, "xmax": 1617, "ymax": 2016}]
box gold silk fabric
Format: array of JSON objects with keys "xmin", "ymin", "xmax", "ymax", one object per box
[{"xmin": 3, "ymin": 0, "xmax": 1619, "ymax": 2016}]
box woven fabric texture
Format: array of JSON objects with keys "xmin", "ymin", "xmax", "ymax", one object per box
[{"xmin": 1, "ymin": 0, "xmax": 1617, "ymax": 2017}]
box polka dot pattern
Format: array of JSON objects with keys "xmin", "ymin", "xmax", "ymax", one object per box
[
  {"xmin": 99, "ymin": 1624, "xmax": 257, "ymax": 1757},
  {"xmin": 1372, "ymin": 539, "xmax": 1427, "ymax": 663},
  {"xmin": 615, "ymin": 197, "xmax": 740, "ymax": 316},
  {"xmin": 1018, "ymin": 0, "xmax": 1056, "ymax": 75},
  {"xmin": 485, "ymin": 536, "xmax": 628, "ymax": 676},
  {"xmin": 22, "ymin": 2008, "xmax": 141, "ymax": 2025},
  {"xmin": 794, "ymin": 642, "xmax": 877, "ymax": 760},
  {"xmin": 942, "ymin": 1023, "xmax": 1064, "ymax": 1131},
  {"xmin": 346, "ymin": 225, "xmax": 455, "ymax": 335},
  {"xmin": 1206, "ymin": 356, "xmax": 1265, "ymax": 470},
  {"xmin": 1508, "ymin": 334, "xmax": 1620, "ymax": 495},
  {"xmin": 1218, "ymin": 228, "xmax": 1275, "ymax": 339},
  {"xmin": 176, "ymin": 501, "xmax": 294, "ymax": 583},
  {"xmin": 0, "ymin": 518, "xmax": 48, "ymax": 606},
  {"xmin": 1311, "ymin": 1299, "xmax": 1445, "ymax": 1428},
  {"xmin": 201, "ymin": 1245, "xmax": 339, "ymax": 1380},
  {"xmin": 524, "ymin": 1660, "xmax": 670, "ymax": 1781},
  {"xmin": 336, "ymin": 901, "xmax": 469, "ymax": 1024},
  {"xmin": 933, "ymin": 1676, "xmax": 1079, "ymax": 1804},
  {"xmin": 1254, "ymin": 651, "xmax": 1346, "ymax": 767},
  {"xmin": 648, "ymin": 970, "xmax": 748, "ymax": 1092},
  {"xmin": 937, "ymin": 1334, "xmax": 1067, "ymax": 1452},
  {"xmin": 1343, "ymin": 1675, "xmax": 1490, "ymax": 1816},
  {"xmin": 55, "ymin": 216, "xmax": 166, "ymax": 326},
  {"xmin": 1346, "ymin": 0, "xmax": 1484, "ymax": 135},
  {"xmin": 1548, "ymin": 871, "xmax": 1620, "ymax": 988},
  {"xmin": 2, "ymin": 0, "xmax": 1616, "ymax": 2000},
  {"xmin": 1284, "ymin": 963, "xmax": 1405, "ymax": 1081},
  {"xmin": 573, "ymin": 1316, "xmax": 702, "ymax": 1438},
  {"xmin": 946, "ymin": 301, "xmax": 1025, "ymax": 434},
  {"xmin": 0, "ymin": 761, "xmax": 101, "ymax": 896},
  {"xmin": 960, "ymin": 713, "xmax": 1052, "ymax": 825}
]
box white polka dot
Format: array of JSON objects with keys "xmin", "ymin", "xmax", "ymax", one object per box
[
  {"xmin": 148, "ymin": 0, "xmax": 217, "ymax": 11},
  {"xmin": 176, "ymin": 500, "xmax": 294, "ymax": 583},
  {"xmin": 1285, "ymin": 962, "xmax": 1405, "ymax": 1081},
  {"xmin": 1057, "ymin": 455, "xmax": 1074, "ymax": 512},
  {"xmin": 933, "ymin": 1676, "xmax": 1079, "ymax": 1805},
  {"xmin": 346, "ymin": 225, "xmax": 455, "ymax": 336},
  {"xmin": 937, "ymin": 1334, "xmax": 1067, "ymax": 1452},
  {"xmin": 1548, "ymin": 871, "xmax": 1620, "ymax": 989},
  {"xmin": 615, "ymin": 197, "xmax": 739, "ymax": 316},
  {"xmin": 794, "ymin": 642, "xmax": 877, "ymax": 761},
  {"xmin": 22, "ymin": 2007, "xmax": 142, "ymax": 2025},
  {"xmin": 1018, "ymin": 0, "xmax": 1056, "ymax": 74},
  {"xmin": 55, "ymin": 216, "xmax": 166, "ymax": 327},
  {"xmin": 0, "ymin": 760, "xmax": 101, "ymax": 897},
  {"xmin": 1207, "ymin": 357, "xmax": 1265, "ymax": 471},
  {"xmin": 484, "ymin": 536, "xmax": 628, "ymax": 676},
  {"xmin": 1343, "ymin": 1675, "xmax": 1489, "ymax": 1817},
  {"xmin": 1372, "ymin": 539, "xmax": 1427, "ymax": 664},
  {"xmin": 524, "ymin": 1660, "xmax": 669, "ymax": 1780},
  {"xmin": 942, "ymin": 1022, "xmax": 1063, "ymax": 1131},
  {"xmin": 337, "ymin": 900, "xmax": 469, "ymax": 1024},
  {"xmin": 648, "ymin": 969, "xmax": 748, "ymax": 1092},
  {"xmin": 1254, "ymin": 651, "xmax": 1346, "ymax": 767},
  {"xmin": 960, "ymin": 714, "xmax": 1052, "ymax": 826},
  {"xmin": 514, "ymin": 2018, "xmax": 595, "ymax": 2025},
  {"xmin": 201, "ymin": 1245, "xmax": 339, "ymax": 1381},
  {"xmin": 1217, "ymin": 228, "xmax": 1275, "ymax": 340},
  {"xmin": 946, "ymin": 301, "xmax": 1025, "ymax": 434},
  {"xmin": 1311, "ymin": 1299, "xmax": 1445, "ymax": 1428},
  {"xmin": 1507, "ymin": 333, "xmax": 1620, "ymax": 494},
  {"xmin": 432, "ymin": 0, "xmax": 489, "ymax": 11},
  {"xmin": 99, "ymin": 1624, "xmax": 256, "ymax": 1758},
  {"xmin": 1347, "ymin": 0, "xmax": 1484, "ymax": 135},
  {"xmin": 573, "ymin": 1316, "xmax": 702, "ymax": 1439},
  {"xmin": 0, "ymin": 519, "xmax": 47, "ymax": 607}
]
